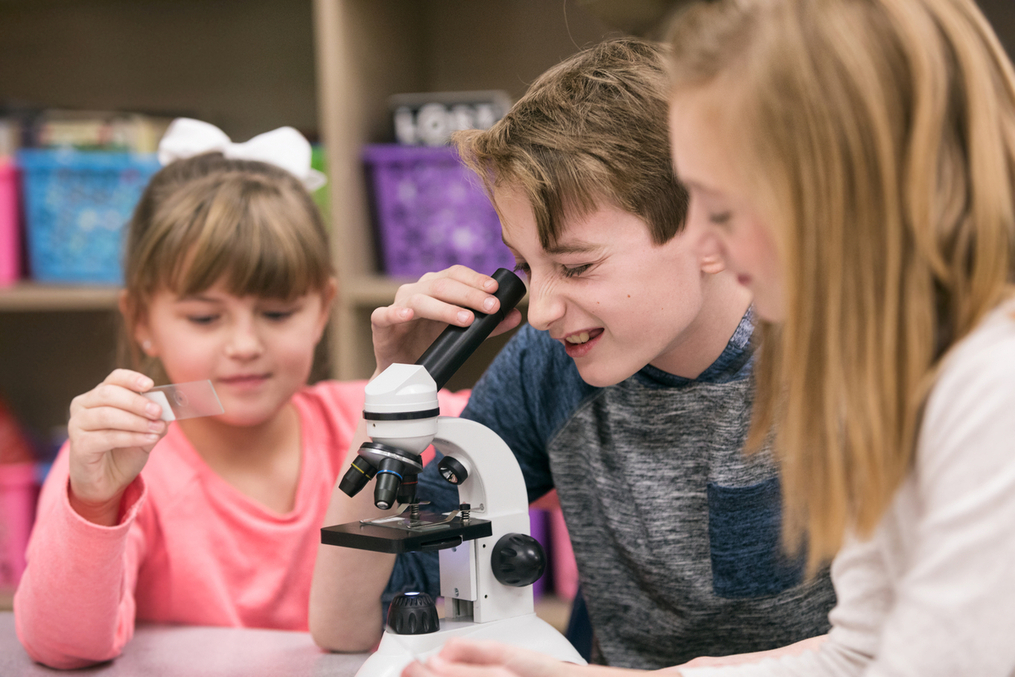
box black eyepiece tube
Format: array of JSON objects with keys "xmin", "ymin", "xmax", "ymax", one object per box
[{"xmin": 416, "ymin": 268, "xmax": 526, "ymax": 390}]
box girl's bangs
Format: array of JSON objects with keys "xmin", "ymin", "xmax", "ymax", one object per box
[{"xmin": 165, "ymin": 179, "xmax": 330, "ymax": 300}]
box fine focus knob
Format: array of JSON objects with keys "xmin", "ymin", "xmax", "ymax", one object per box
[
  {"xmin": 387, "ymin": 592, "xmax": 440, "ymax": 635},
  {"xmin": 491, "ymin": 533, "xmax": 546, "ymax": 587}
]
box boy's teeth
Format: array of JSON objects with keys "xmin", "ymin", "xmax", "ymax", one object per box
[{"xmin": 566, "ymin": 332, "xmax": 591, "ymax": 344}]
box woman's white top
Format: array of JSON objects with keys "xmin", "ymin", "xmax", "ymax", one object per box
[{"xmin": 683, "ymin": 297, "xmax": 1015, "ymax": 677}]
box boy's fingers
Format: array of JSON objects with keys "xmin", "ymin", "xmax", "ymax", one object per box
[
  {"xmin": 421, "ymin": 265, "xmax": 498, "ymax": 293},
  {"xmin": 387, "ymin": 291, "xmax": 481, "ymax": 328},
  {"xmin": 489, "ymin": 309, "xmax": 524, "ymax": 338},
  {"xmin": 423, "ymin": 275, "xmax": 501, "ymax": 314},
  {"xmin": 370, "ymin": 304, "xmax": 414, "ymax": 329}
]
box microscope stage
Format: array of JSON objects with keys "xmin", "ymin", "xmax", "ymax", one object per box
[{"xmin": 321, "ymin": 512, "xmax": 492, "ymax": 554}]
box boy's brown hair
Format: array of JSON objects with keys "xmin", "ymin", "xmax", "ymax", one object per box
[{"xmin": 455, "ymin": 37, "xmax": 687, "ymax": 249}]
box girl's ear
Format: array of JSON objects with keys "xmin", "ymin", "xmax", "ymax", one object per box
[
  {"xmin": 119, "ymin": 290, "xmax": 156, "ymax": 356},
  {"xmin": 312, "ymin": 277, "xmax": 339, "ymax": 341}
]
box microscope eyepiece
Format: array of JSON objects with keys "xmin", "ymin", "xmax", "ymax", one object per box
[{"xmin": 416, "ymin": 268, "xmax": 526, "ymax": 390}]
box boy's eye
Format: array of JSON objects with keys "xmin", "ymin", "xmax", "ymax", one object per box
[
  {"xmin": 561, "ymin": 263, "xmax": 591, "ymax": 279},
  {"xmin": 512, "ymin": 261, "xmax": 531, "ymax": 279},
  {"xmin": 709, "ymin": 211, "xmax": 733, "ymax": 226}
]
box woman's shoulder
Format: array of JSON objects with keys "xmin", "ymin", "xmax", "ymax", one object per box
[
  {"xmin": 937, "ymin": 297, "xmax": 1015, "ymax": 388},
  {"xmin": 920, "ymin": 298, "xmax": 1015, "ymax": 467}
]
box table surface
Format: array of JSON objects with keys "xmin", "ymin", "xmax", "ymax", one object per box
[{"xmin": 0, "ymin": 612, "xmax": 369, "ymax": 676}]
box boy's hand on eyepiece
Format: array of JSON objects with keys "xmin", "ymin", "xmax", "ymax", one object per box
[
  {"xmin": 66, "ymin": 369, "xmax": 169, "ymax": 526},
  {"xmin": 370, "ymin": 265, "xmax": 523, "ymax": 376}
]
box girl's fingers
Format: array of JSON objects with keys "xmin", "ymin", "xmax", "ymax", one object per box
[
  {"xmin": 74, "ymin": 404, "xmax": 166, "ymax": 437},
  {"xmin": 81, "ymin": 430, "xmax": 163, "ymax": 453},
  {"xmin": 103, "ymin": 368, "xmax": 155, "ymax": 392},
  {"xmin": 73, "ymin": 381, "xmax": 164, "ymax": 423}
]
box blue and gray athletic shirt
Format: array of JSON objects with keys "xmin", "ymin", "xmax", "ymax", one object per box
[{"xmin": 385, "ymin": 312, "xmax": 835, "ymax": 669}]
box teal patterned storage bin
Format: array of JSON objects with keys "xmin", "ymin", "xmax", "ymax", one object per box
[{"xmin": 18, "ymin": 149, "xmax": 160, "ymax": 284}]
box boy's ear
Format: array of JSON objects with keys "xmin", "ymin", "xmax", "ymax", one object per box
[{"xmin": 120, "ymin": 291, "xmax": 156, "ymax": 356}]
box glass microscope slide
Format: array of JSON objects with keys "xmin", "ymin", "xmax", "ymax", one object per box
[{"xmin": 142, "ymin": 380, "xmax": 224, "ymax": 421}]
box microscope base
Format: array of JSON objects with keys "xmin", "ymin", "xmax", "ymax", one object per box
[{"xmin": 355, "ymin": 613, "xmax": 586, "ymax": 677}]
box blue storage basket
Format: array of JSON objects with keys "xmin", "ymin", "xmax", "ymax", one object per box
[{"xmin": 18, "ymin": 149, "xmax": 161, "ymax": 284}]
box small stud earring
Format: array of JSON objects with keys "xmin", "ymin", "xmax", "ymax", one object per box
[{"xmin": 142, "ymin": 340, "xmax": 152, "ymax": 351}]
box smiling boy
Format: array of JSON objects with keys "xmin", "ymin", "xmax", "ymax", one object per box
[{"xmin": 310, "ymin": 38, "xmax": 834, "ymax": 669}]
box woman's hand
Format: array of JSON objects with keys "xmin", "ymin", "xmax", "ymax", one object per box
[
  {"xmin": 370, "ymin": 266, "xmax": 524, "ymax": 376},
  {"xmin": 401, "ymin": 638, "xmax": 655, "ymax": 677},
  {"xmin": 66, "ymin": 369, "xmax": 169, "ymax": 526}
]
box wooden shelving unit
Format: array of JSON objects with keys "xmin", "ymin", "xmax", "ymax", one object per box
[
  {"xmin": 0, "ymin": 284, "xmax": 120, "ymax": 312},
  {"xmin": 0, "ymin": 0, "xmax": 630, "ymax": 432}
]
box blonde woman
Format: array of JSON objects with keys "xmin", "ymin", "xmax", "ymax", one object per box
[{"xmin": 402, "ymin": 0, "xmax": 1015, "ymax": 675}]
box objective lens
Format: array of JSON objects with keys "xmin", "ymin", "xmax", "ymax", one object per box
[
  {"xmin": 338, "ymin": 456, "xmax": 376, "ymax": 497},
  {"xmin": 397, "ymin": 473, "xmax": 418, "ymax": 506},
  {"xmin": 374, "ymin": 457, "xmax": 404, "ymax": 510}
]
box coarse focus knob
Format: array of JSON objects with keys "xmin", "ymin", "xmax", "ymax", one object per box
[
  {"xmin": 387, "ymin": 592, "xmax": 440, "ymax": 635},
  {"xmin": 437, "ymin": 455, "xmax": 469, "ymax": 485},
  {"xmin": 491, "ymin": 533, "xmax": 546, "ymax": 587}
]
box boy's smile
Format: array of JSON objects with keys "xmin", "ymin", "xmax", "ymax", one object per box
[{"xmin": 495, "ymin": 183, "xmax": 751, "ymax": 387}]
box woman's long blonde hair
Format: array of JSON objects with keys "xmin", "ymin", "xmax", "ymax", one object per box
[{"xmin": 668, "ymin": 0, "xmax": 1015, "ymax": 571}]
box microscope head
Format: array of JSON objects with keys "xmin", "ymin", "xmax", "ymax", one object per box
[{"xmin": 338, "ymin": 268, "xmax": 527, "ymax": 511}]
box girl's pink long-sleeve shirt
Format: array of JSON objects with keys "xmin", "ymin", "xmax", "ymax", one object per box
[{"xmin": 13, "ymin": 380, "xmax": 470, "ymax": 669}]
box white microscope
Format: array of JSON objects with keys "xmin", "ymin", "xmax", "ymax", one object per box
[{"xmin": 322, "ymin": 269, "xmax": 586, "ymax": 677}]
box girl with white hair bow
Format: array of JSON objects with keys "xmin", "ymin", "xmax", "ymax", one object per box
[{"xmin": 13, "ymin": 119, "xmax": 469, "ymax": 669}]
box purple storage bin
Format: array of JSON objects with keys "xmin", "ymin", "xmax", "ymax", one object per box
[{"xmin": 363, "ymin": 144, "xmax": 516, "ymax": 279}]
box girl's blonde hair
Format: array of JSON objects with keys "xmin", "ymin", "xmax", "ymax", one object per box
[
  {"xmin": 121, "ymin": 152, "xmax": 333, "ymax": 378},
  {"xmin": 668, "ymin": 0, "xmax": 1015, "ymax": 571}
]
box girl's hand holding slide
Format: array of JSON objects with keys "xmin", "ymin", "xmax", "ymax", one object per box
[
  {"xmin": 67, "ymin": 368, "xmax": 169, "ymax": 526},
  {"xmin": 400, "ymin": 638, "xmax": 662, "ymax": 677},
  {"xmin": 370, "ymin": 265, "xmax": 523, "ymax": 376}
]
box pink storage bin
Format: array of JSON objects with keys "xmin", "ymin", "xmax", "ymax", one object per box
[
  {"xmin": 0, "ymin": 157, "xmax": 20, "ymax": 286},
  {"xmin": 548, "ymin": 508, "xmax": 579, "ymax": 601},
  {"xmin": 0, "ymin": 462, "xmax": 38, "ymax": 591}
]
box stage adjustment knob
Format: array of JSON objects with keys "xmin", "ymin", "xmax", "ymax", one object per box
[
  {"xmin": 387, "ymin": 592, "xmax": 440, "ymax": 635},
  {"xmin": 491, "ymin": 533, "xmax": 546, "ymax": 587}
]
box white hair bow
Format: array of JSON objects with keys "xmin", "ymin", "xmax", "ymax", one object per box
[{"xmin": 157, "ymin": 118, "xmax": 327, "ymax": 191}]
